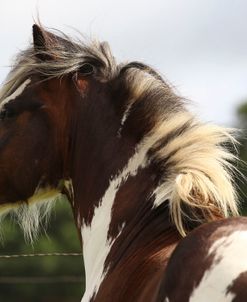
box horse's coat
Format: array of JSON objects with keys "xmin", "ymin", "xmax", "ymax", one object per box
[
  {"xmin": 0, "ymin": 24, "xmax": 245, "ymax": 301},
  {"xmin": 161, "ymin": 218, "xmax": 247, "ymax": 302},
  {"xmin": 190, "ymin": 230, "xmax": 247, "ymax": 301}
]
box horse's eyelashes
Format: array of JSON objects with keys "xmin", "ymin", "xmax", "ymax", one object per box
[
  {"xmin": 0, "ymin": 100, "xmax": 44, "ymax": 121},
  {"xmin": 79, "ymin": 63, "xmax": 95, "ymax": 75},
  {"xmin": 0, "ymin": 109, "xmax": 7, "ymax": 120},
  {"xmin": 0, "ymin": 106, "xmax": 17, "ymax": 120}
]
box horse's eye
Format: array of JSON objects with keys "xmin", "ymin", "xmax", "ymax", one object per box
[
  {"xmin": 0, "ymin": 107, "xmax": 15, "ymax": 120},
  {"xmin": 79, "ymin": 63, "xmax": 94, "ymax": 75}
]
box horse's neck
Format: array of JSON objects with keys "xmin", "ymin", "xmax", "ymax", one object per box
[
  {"xmin": 71, "ymin": 148, "xmax": 180, "ymax": 301},
  {"xmin": 68, "ymin": 119, "xmax": 181, "ymax": 300},
  {"xmin": 79, "ymin": 191, "xmax": 179, "ymax": 301},
  {"xmin": 88, "ymin": 202, "xmax": 179, "ymax": 302}
]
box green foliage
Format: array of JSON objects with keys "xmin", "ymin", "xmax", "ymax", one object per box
[
  {"xmin": 0, "ymin": 200, "xmax": 84, "ymax": 302},
  {"xmin": 236, "ymin": 101, "xmax": 247, "ymax": 215}
]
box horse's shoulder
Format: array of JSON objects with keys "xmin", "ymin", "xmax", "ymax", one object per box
[{"xmin": 157, "ymin": 217, "xmax": 247, "ymax": 302}]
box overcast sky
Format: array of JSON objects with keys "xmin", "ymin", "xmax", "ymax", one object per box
[{"xmin": 0, "ymin": 0, "xmax": 246, "ymax": 126}]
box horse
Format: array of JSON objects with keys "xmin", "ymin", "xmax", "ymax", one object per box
[{"xmin": 0, "ymin": 24, "xmax": 246, "ymax": 301}]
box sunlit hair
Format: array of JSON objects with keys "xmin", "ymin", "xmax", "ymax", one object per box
[{"xmin": 149, "ymin": 113, "xmax": 239, "ymax": 236}]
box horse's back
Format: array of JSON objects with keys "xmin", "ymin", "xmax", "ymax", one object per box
[{"xmin": 158, "ymin": 217, "xmax": 247, "ymax": 302}]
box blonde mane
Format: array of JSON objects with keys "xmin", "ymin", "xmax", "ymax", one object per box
[
  {"xmin": 121, "ymin": 66, "xmax": 239, "ymax": 236},
  {"xmin": 150, "ymin": 113, "xmax": 239, "ymax": 236}
]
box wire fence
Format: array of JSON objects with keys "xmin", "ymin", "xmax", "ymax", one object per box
[
  {"xmin": 0, "ymin": 252, "xmax": 84, "ymax": 284},
  {"xmin": 0, "ymin": 252, "xmax": 82, "ymax": 259},
  {"xmin": 0, "ymin": 276, "xmax": 83, "ymax": 284}
]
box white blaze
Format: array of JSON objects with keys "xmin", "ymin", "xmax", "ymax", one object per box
[
  {"xmin": 189, "ymin": 230, "xmax": 247, "ymax": 302},
  {"xmin": 0, "ymin": 78, "xmax": 31, "ymax": 110}
]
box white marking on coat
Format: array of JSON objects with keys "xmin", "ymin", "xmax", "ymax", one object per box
[
  {"xmin": 117, "ymin": 100, "xmax": 134, "ymax": 137},
  {"xmin": 80, "ymin": 131, "xmax": 162, "ymax": 301},
  {"xmin": 0, "ymin": 78, "xmax": 31, "ymax": 110},
  {"xmin": 189, "ymin": 230, "xmax": 247, "ymax": 302}
]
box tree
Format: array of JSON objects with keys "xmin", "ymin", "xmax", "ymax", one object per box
[{"xmin": 236, "ymin": 101, "xmax": 247, "ymax": 215}]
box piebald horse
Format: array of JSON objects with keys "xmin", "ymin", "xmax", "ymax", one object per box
[{"xmin": 0, "ymin": 25, "xmax": 246, "ymax": 301}]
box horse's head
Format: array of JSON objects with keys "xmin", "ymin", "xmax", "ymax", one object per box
[
  {"xmin": 0, "ymin": 25, "xmax": 122, "ymax": 238},
  {"xmin": 0, "ymin": 69, "xmax": 76, "ymax": 197}
]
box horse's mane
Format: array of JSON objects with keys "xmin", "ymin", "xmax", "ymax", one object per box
[{"xmin": 0, "ymin": 25, "xmax": 240, "ymax": 240}]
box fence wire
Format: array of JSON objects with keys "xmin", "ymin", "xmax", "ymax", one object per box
[
  {"xmin": 0, "ymin": 276, "xmax": 83, "ymax": 284},
  {"xmin": 0, "ymin": 252, "xmax": 82, "ymax": 259},
  {"xmin": 0, "ymin": 252, "xmax": 84, "ymax": 284}
]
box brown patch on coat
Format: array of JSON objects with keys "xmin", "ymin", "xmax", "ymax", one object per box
[{"xmin": 226, "ymin": 271, "xmax": 247, "ymax": 302}]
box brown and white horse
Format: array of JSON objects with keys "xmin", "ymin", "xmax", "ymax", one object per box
[{"xmin": 0, "ymin": 24, "xmax": 246, "ymax": 301}]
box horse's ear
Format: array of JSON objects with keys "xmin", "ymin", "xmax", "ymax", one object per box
[{"xmin": 32, "ymin": 24, "xmax": 51, "ymax": 61}]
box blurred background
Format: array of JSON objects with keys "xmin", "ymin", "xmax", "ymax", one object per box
[{"xmin": 0, "ymin": 0, "xmax": 246, "ymax": 301}]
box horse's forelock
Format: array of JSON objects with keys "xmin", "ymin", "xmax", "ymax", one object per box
[{"xmin": 0, "ymin": 26, "xmax": 118, "ymax": 103}]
